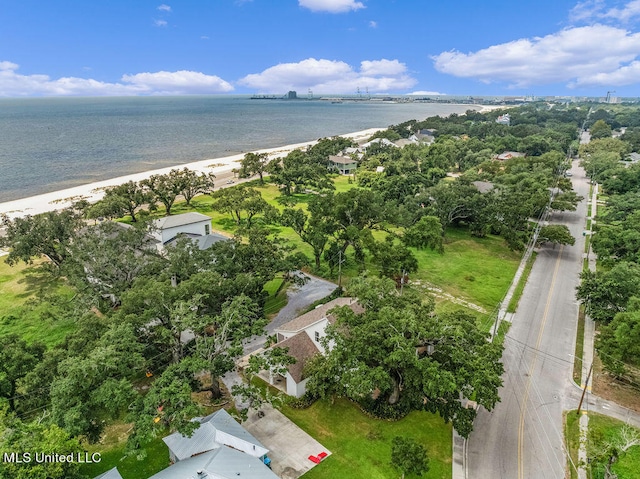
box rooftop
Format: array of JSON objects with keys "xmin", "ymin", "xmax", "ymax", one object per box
[
  {"xmin": 153, "ymin": 212, "xmax": 212, "ymax": 230},
  {"xmin": 275, "ymin": 297, "xmax": 361, "ymax": 334},
  {"xmin": 274, "ymin": 332, "xmax": 321, "ymax": 382}
]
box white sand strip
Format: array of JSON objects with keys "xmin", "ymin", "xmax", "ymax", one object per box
[{"xmin": 0, "ymin": 128, "xmax": 383, "ymax": 219}]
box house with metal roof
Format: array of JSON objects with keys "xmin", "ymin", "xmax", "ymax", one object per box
[
  {"xmin": 151, "ymin": 212, "xmax": 213, "ymax": 246},
  {"xmin": 94, "ymin": 467, "xmax": 124, "ymax": 479},
  {"xmin": 162, "ymin": 409, "xmax": 269, "ymax": 464},
  {"xmin": 148, "ymin": 445, "xmax": 279, "ymax": 479}
]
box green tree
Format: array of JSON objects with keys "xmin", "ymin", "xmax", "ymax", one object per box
[
  {"xmin": 174, "ymin": 168, "xmax": 216, "ymax": 206},
  {"xmin": 368, "ymin": 235, "xmax": 419, "ymax": 280},
  {"xmin": 68, "ymin": 221, "xmax": 164, "ymax": 303},
  {"xmin": 0, "ymin": 335, "xmax": 45, "ymax": 411},
  {"xmin": 536, "ymin": 224, "xmax": 576, "ymax": 247},
  {"xmin": 597, "ymin": 298, "xmax": 640, "ymax": 377},
  {"xmin": 0, "ymin": 408, "xmax": 85, "ymax": 479},
  {"xmin": 402, "ymin": 215, "xmax": 444, "ymax": 251},
  {"xmin": 91, "ymin": 181, "xmax": 152, "ymax": 222},
  {"xmin": 391, "ymin": 436, "xmax": 430, "ymax": 479},
  {"xmin": 306, "ymin": 276, "xmax": 504, "ymax": 438},
  {"xmin": 50, "ymin": 323, "xmax": 145, "ymax": 442},
  {"xmin": 577, "ymin": 262, "xmax": 640, "ymax": 323},
  {"xmin": 238, "ymin": 152, "xmax": 270, "ymax": 184},
  {"xmin": 189, "ymin": 294, "xmax": 267, "ymax": 399},
  {"xmin": 280, "ymin": 195, "xmax": 337, "ymax": 269},
  {"xmin": 211, "ymin": 187, "xmax": 276, "ymax": 227},
  {"xmin": 141, "ymin": 169, "xmax": 186, "ymax": 215},
  {"xmin": 0, "ymin": 209, "xmax": 83, "ymax": 267},
  {"xmin": 590, "ymin": 119, "xmax": 613, "ymax": 139}
]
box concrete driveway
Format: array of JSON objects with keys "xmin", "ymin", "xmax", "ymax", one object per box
[{"xmin": 243, "ymin": 404, "xmax": 331, "ymax": 479}]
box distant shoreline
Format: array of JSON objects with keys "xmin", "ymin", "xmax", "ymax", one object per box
[
  {"xmin": 0, "ymin": 128, "xmax": 382, "ymax": 219},
  {"xmin": 0, "ymin": 104, "xmax": 501, "ymax": 220}
]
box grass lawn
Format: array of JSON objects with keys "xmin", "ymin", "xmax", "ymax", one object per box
[
  {"xmin": 0, "ymin": 259, "xmax": 76, "ymax": 346},
  {"xmin": 78, "ymin": 422, "xmax": 170, "ymax": 479},
  {"xmin": 281, "ymin": 397, "xmax": 452, "ymax": 479},
  {"xmin": 565, "ymin": 411, "xmax": 640, "ymax": 479},
  {"xmin": 411, "ymin": 227, "xmax": 521, "ymax": 311}
]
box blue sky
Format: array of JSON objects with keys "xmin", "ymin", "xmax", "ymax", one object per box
[{"xmin": 2, "ymin": 0, "xmax": 640, "ymax": 97}]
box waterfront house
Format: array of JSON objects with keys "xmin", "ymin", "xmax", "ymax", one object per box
[{"xmin": 328, "ymin": 155, "xmax": 358, "ymax": 175}]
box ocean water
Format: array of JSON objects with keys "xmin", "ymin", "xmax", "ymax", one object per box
[{"xmin": 0, "ymin": 96, "xmax": 471, "ymax": 202}]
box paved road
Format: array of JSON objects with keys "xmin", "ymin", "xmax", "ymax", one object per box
[{"xmin": 467, "ymin": 160, "xmax": 590, "ymax": 479}]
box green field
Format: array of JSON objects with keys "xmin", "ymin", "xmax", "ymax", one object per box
[{"xmin": 282, "ymin": 397, "xmax": 452, "ymax": 479}]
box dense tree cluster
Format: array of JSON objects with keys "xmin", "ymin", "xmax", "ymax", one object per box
[{"xmin": 569, "ymin": 106, "xmax": 640, "ymax": 378}]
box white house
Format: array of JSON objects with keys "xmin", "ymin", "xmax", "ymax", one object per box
[
  {"xmin": 160, "ymin": 408, "xmax": 275, "ymax": 478},
  {"xmin": 271, "ymin": 297, "xmax": 363, "ymax": 397},
  {"xmin": 150, "ymin": 212, "xmax": 216, "ymax": 251}
]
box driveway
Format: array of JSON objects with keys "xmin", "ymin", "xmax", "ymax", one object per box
[{"xmin": 243, "ymin": 404, "xmax": 331, "ymax": 479}]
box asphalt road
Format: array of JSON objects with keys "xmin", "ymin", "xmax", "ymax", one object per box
[{"xmin": 467, "ymin": 159, "xmax": 590, "ymax": 479}]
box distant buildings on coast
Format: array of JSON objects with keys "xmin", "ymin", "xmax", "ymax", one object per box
[{"xmin": 250, "ymin": 91, "xmax": 639, "ymax": 105}]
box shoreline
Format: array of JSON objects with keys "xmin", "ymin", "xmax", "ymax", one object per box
[
  {"xmin": 0, "ymin": 128, "xmax": 382, "ymax": 219},
  {"xmin": 0, "ymin": 104, "xmax": 503, "ymax": 220}
]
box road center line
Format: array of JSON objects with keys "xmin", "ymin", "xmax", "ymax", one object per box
[{"xmin": 518, "ymin": 245, "xmax": 565, "ymax": 479}]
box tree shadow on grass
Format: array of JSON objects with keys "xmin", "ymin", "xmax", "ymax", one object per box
[{"xmin": 15, "ymin": 263, "xmax": 62, "ymax": 300}]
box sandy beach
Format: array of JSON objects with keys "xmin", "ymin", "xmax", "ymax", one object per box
[{"xmin": 0, "ymin": 128, "xmax": 383, "ymax": 220}]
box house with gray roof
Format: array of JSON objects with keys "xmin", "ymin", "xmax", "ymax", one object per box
[
  {"xmin": 93, "ymin": 467, "xmax": 123, "ymax": 479},
  {"xmin": 148, "ymin": 446, "xmax": 279, "ymax": 479},
  {"xmin": 163, "ymin": 409, "xmax": 269, "ymax": 464},
  {"xmin": 149, "ymin": 212, "xmax": 229, "ymax": 252},
  {"xmin": 151, "ymin": 212, "xmax": 213, "ymax": 246},
  {"xmin": 328, "ymin": 155, "xmax": 358, "ymax": 175}
]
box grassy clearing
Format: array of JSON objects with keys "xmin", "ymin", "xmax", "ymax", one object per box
[
  {"xmin": 0, "ymin": 259, "xmax": 76, "ymax": 346},
  {"xmin": 410, "ymin": 228, "xmax": 520, "ymax": 311},
  {"xmin": 78, "ymin": 422, "xmax": 170, "ymax": 479},
  {"xmin": 282, "ymin": 397, "xmax": 452, "ymax": 479},
  {"xmin": 565, "ymin": 411, "xmax": 640, "ymax": 479},
  {"xmin": 573, "ymin": 306, "xmax": 586, "ymax": 384},
  {"xmin": 263, "ymin": 277, "xmax": 289, "ymax": 318},
  {"xmin": 506, "ymin": 252, "xmax": 537, "ymax": 313}
]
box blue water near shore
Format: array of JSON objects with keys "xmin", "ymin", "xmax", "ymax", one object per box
[{"xmin": 0, "ymin": 96, "xmax": 471, "ymax": 202}]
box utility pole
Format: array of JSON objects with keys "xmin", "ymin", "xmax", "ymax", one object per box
[
  {"xmin": 577, "ymin": 362, "xmax": 594, "ymax": 415},
  {"xmin": 338, "ymin": 250, "xmax": 343, "ymax": 288},
  {"xmin": 400, "ymin": 269, "xmax": 406, "ymax": 295}
]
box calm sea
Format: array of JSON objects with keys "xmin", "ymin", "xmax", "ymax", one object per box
[{"xmin": 0, "ymin": 96, "xmax": 471, "ymax": 202}]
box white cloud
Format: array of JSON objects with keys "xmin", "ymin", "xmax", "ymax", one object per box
[
  {"xmin": 368, "ymin": 20, "xmax": 377, "ymax": 28},
  {"xmin": 122, "ymin": 70, "xmax": 234, "ymax": 94},
  {"xmin": 299, "ymin": 0, "xmax": 365, "ymax": 13},
  {"xmin": 154, "ymin": 19, "xmax": 168, "ymax": 27},
  {"xmin": 0, "ymin": 62, "xmax": 234, "ymax": 97},
  {"xmin": 409, "ymin": 90, "xmax": 445, "ymax": 96},
  {"xmin": 157, "ymin": 4, "xmax": 172, "ymax": 12},
  {"xmin": 432, "ymin": 24, "xmax": 640, "ymax": 88},
  {"xmin": 571, "ymin": 0, "xmax": 640, "ymax": 23},
  {"xmin": 238, "ymin": 57, "xmax": 416, "ymax": 94}
]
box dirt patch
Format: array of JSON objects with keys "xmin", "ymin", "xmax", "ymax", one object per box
[{"xmin": 592, "ymin": 354, "xmax": 640, "ymax": 413}]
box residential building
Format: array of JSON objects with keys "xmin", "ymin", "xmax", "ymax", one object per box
[
  {"xmin": 269, "ymin": 297, "xmax": 363, "ymax": 397},
  {"xmin": 150, "ymin": 212, "xmax": 228, "ymax": 252},
  {"xmin": 328, "ymin": 155, "xmax": 358, "ymax": 175},
  {"xmin": 163, "ymin": 409, "xmax": 269, "ymax": 464}
]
